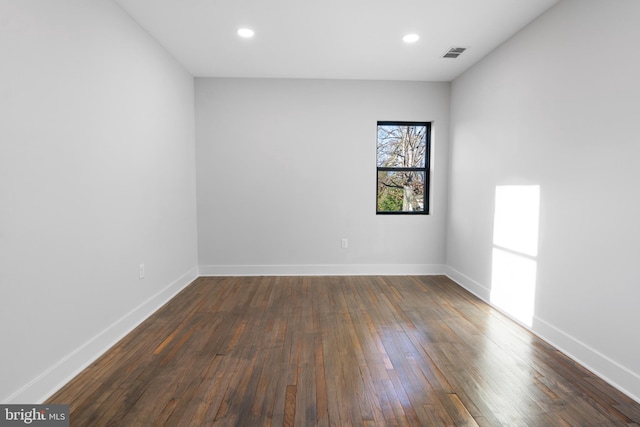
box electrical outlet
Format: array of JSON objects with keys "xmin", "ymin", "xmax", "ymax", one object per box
[
  {"xmin": 341, "ymin": 238, "xmax": 348, "ymax": 249},
  {"xmin": 139, "ymin": 264, "xmax": 145, "ymax": 280}
]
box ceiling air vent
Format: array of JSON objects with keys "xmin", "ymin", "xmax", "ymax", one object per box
[{"xmin": 443, "ymin": 47, "xmax": 467, "ymax": 59}]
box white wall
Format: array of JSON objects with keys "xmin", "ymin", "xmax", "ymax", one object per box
[
  {"xmin": 447, "ymin": 0, "xmax": 640, "ymax": 400},
  {"xmin": 196, "ymin": 78, "xmax": 449, "ymax": 275},
  {"xmin": 0, "ymin": 0, "xmax": 198, "ymax": 402}
]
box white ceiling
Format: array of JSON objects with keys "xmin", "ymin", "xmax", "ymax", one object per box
[{"xmin": 115, "ymin": 0, "xmax": 560, "ymax": 81}]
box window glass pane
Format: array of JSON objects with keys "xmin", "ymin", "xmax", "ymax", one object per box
[
  {"xmin": 377, "ymin": 124, "xmax": 427, "ymax": 168},
  {"xmin": 377, "ymin": 171, "xmax": 426, "ymax": 212}
]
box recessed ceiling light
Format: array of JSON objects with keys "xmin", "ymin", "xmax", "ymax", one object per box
[
  {"xmin": 237, "ymin": 28, "xmax": 255, "ymax": 38},
  {"xmin": 402, "ymin": 33, "xmax": 420, "ymax": 43}
]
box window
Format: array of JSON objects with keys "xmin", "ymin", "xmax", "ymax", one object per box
[{"xmin": 376, "ymin": 121, "xmax": 431, "ymax": 214}]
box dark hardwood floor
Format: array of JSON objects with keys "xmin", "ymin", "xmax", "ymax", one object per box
[{"xmin": 47, "ymin": 276, "xmax": 640, "ymax": 426}]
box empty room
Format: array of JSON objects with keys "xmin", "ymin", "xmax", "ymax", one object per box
[{"xmin": 2, "ymin": 0, "xmax": 640, "ymax": 425}]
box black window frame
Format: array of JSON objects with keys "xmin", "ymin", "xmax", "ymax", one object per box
[{"xmin": 376, "ymin": 121, "xmax": 431, "ymax": 215}]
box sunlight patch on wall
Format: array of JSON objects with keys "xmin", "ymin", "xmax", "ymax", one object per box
[{"xmin": 491, "ymin": 185, "xmax": 540, "ymax": 327}]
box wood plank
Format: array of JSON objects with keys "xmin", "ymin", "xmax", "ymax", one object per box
[{"xmin": 283, "ymin": 385, "xmax": 297, "ymax": 427}]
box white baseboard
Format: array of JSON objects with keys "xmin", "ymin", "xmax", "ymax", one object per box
[
  {"xmin": 5, "ymin": 266, "xmax": 199, "ymax": 404},
  {"xmin": 532, "ymin": 315, "xmax": 640, "ymax": 403},
  {"xmin": 444, "ymin": 265, "xmax": 491, "ymax": 301},
  {"xmin": 445, "ymin": 265, "xmax": 640, "ymax": 404},
  {"xmin": 199, "ymin": 263, "xmax": 446, "ymax": 277}
]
